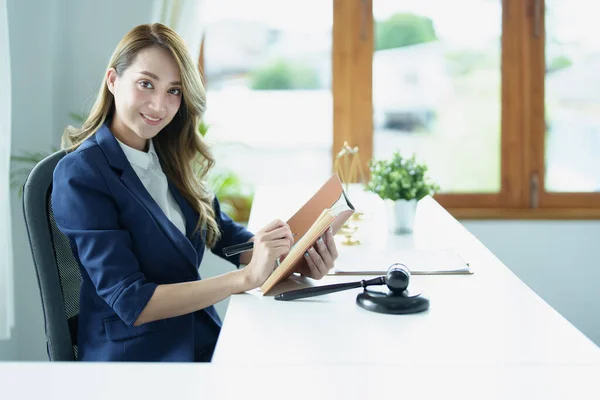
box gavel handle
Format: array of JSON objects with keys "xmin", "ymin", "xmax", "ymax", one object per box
[{"xmin": 274, "ymin": 276, "xmax": 386, "ymax": 301}]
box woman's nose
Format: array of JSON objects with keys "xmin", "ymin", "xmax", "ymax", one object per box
[{"xmin": 148, "ymin": 94, "xmax": 167, "ymax": 114}]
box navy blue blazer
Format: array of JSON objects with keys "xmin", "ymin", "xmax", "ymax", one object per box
[{"xmin": 51, "ymin": 124, "xmax": 254, "ymax": 362}]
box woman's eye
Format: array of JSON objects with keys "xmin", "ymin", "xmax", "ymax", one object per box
[
  {"xmin": 139, "ymin": 81, "xmax": 153, "ymax": 89},
  {"xmin": 169, "ymin": 88, "xmax": 182, "ymax": 95}
]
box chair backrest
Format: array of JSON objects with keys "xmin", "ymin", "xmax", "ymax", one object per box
[{"xmin": 22, "ymin": 150, "xmax": 82, "ymax": 361}]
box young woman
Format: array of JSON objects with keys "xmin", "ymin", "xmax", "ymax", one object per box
[{"xmin": 51, "ymin": 23, "xmax": 338, "ymax": 362}]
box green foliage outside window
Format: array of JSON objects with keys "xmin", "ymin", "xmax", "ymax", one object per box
[
  {"xmin": 251, "ymin": 59, "xmax": 320, "ymax": 90},
  {"xmin": 375, "ymin": 13, "xmax": 437, "ymax": 51},
  {"xmin": 547, "ymin": 56, "xmax": 572, "ymax": 73}
]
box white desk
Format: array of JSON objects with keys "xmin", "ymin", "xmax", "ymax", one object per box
[
  {"xmin": 213, "ymin": 186, "xmax": 600, "ymax": 368},
  {"xmin": 1, "ymin": 363, "xmax": 600, "ymax": 400},
  {"xmin": 2, "ymin": 185, "xmax": 600, "ymax": 399}
]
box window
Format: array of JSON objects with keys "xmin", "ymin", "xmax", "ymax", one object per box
[
  {"xmin": 201, "ymin": 0, "xmax": 600, "ymax": 219},
  {"xmin": 544, "ymin": 1, "xmax": 599, "ymax": 192},
  {"xmin": 528, "ymin": 0, "xmax": 600, "ymax": 211},
  {"xmin": 345, "ymin": 0, "xmax": 600, "ymax": 218},
  {"xmin": 202, "ymin": 0, "xmax": 333, "ymax": 189},
  {"xmin": 372, "ymin": 0, "xmax": 502, "ymax": 194}
]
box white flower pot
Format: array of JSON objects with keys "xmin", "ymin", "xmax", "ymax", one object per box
[{"xmin": 384, "ymin": 198, "xmax": 418, "ymax": 234}]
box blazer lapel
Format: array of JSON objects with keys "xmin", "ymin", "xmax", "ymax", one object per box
[
  {"xmin": 95, "ymin": 124, "xmax": 199, "ymax": 270},
  {"xmin": 167, "ymin": 179, "xmax": 202, "ymax": 250}
]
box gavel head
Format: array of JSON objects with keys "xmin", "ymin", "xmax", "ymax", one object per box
[
  {"xmin": 357, "ymin": 263, "xmax": 429, "ymax": 314},
  {"xmin": 385, "ymin": 263, "xmax": 410, "ymax": 294}
]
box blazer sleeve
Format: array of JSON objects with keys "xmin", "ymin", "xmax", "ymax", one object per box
[
  {"xmin": 51, "ymin": 153, "xmax": 157, "ymax": 327},
  {"xmin": 210, "ymin": 197, "xmax": 254, "ymax": 267}
]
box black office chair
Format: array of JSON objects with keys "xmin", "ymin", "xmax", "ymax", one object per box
[{"xmin": 22, "ymin": 150, "xmax": 81, "ymax": 361}]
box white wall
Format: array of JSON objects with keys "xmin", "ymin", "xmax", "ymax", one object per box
[
  {"xmin": 1, "ymin": 0, "xmax": 599, "ymax": 361},
  {"xmin": 1, "ymin": 0, "xmax": 151, "ymax": 361},
  {"xmin": 463, "ymin": 220, "xmax": 600, "ymax": 346},
  {"xmin": 53, "ymin": 0, "xmax": 153, "ymax": 145},
  {"xmin": 0, "ymin": 0, "xmax": 60, "ymax": 362}
]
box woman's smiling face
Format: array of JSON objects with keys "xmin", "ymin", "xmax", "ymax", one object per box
[{"xmin": 107, "ymin": 46, "xmax": 183, "ymax": 151}]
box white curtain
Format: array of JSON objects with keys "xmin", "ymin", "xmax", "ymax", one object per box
[
  {"xmin": 152, "ymin": 0, "xmax": 206, "ymax": 64},
  {"xmin": 0, "ymin": 0, "xmax": 14, "ymax": 341}
]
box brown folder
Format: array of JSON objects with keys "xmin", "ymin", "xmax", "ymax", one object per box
[{"xmin": 260, "ymin": 174, "xmax": 355, "ymax": 294}]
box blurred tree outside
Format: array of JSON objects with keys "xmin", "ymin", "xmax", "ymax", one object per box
[
  {"xmin": 375, "ymin": 13, "xmax": 437, "ymax": 51},
  {"xmin": 251, "ymin": 59, "xmax": 321, "ymax": 90},
  {"xmin": 547, "ymin": 55, "xmax": 572, "ymax": 73}
]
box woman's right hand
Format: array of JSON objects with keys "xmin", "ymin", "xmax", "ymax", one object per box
[{"xmin": 243, "ymin": 219, "xmax": 294, "ymax": 290}]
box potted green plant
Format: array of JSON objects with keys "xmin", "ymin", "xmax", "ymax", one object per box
[{"xmin": 366, "ymin": 150, "xmax": 440, "ymax": 233}]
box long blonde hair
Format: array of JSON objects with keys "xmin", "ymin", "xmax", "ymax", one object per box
[{"xmin": 62, "ymin": 23, "xmax": 221, "ymax": 247}]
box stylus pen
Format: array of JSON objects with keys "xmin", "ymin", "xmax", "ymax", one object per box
[{"xmin": 222, "ymin": 234, "xmax": 298, "ymax": 257}]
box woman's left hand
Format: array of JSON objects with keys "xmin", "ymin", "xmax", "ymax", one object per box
[{"xmin": 297, "ymin": 227, "xmax": 338, "ymax": 280}]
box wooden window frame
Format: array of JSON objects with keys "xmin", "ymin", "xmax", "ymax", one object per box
[{"xmin": 333, "ymin": 0, "xmax": 600, "ymax": 219}]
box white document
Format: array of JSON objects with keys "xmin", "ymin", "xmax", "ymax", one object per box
[{"xmin": 330, "ymin": 248, "xmax": 472, "ymax": 275}]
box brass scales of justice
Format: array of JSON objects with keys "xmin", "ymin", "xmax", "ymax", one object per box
[{"xmin": 333, "ymin": 141, "xmax": 367, "ymax": 246}]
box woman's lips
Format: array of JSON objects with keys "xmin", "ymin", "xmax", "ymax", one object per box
[{"xmin": 140, "ymin": 113, "xmax": 162, "ymax": 125}]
